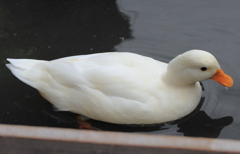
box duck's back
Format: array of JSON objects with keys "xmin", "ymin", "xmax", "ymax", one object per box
[
  {"xmin": 54, "ymin": 52, "xmax": 166, "ymax": 72},
  {"xmin": 46, "ymin": 52, "xmax": 167, "ymax": 91}
]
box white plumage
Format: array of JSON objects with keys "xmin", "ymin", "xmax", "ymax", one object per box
[{"xmin": 6, "ymin": 50, "xmax": 233, "ymax": 124}]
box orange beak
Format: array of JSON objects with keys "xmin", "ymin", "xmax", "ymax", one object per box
[{"xmin": 211, "ymin": 69, "xmax": 233, "ymax": 87}]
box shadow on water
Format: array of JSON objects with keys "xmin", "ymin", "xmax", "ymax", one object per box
[{"xmin": 177, "ymin": 111, "xmax": 233, "ymax": 138}]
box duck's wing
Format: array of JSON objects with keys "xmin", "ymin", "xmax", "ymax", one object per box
[{"xmin": 46, "ymin": 52, "xmax": 166, "ymax": 102}]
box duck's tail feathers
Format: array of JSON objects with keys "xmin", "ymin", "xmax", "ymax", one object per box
[
  {"xmin": 6, "ymin": 58, "xmax": 46, "ymax": 70},
  {"xmin": 6, "ymin": 58, "xmax": 47, "ymax": 88}
]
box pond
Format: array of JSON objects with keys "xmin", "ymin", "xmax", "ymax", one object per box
[{"xmin": 0, "ymin": 0, "xmax": 240, "ymax": 140}]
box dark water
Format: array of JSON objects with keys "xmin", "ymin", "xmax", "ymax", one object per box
[{"xmin": 0, "ymin": 0, "xmax": 240, "ymax": 140}]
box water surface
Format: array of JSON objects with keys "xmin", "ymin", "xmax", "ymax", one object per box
[{"xmin": 0, "ymin": 0, "xmax": 240, "ymax": 140}]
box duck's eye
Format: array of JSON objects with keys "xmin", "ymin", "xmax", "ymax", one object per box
[{"xmin": 200, "ymin": 67, "xmax": 207, "ymax": 71}]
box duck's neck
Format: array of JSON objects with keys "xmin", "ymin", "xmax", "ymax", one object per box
[
  {"xmin": 163, "ymin": 71, "xmax": 197, "ymax": 86},
  {"xmin": 163, "ymin": 58, "xmax": 197, "ymax": 86}
]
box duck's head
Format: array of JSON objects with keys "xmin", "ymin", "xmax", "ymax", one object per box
[{"xmin": 166, "ymin": 49, "xmax": 233, "ymax": 87}]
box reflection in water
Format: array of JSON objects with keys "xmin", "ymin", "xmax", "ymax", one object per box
[
  {"xmin": 84, "ymin": 110, "xmax": 233, "ymax": 138},
  {"xmin": 177, "ymin": 111, "xmax": 233, "ymax": 138}
]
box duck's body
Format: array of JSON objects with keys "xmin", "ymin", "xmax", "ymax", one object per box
[{"xmin": 6, "ymin": 50, "xmax": 233, "ymax": 124}]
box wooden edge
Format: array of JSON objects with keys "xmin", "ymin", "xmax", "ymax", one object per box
[{"xmin": 0, "ymin": 124, "xmax": 240, "ymax": 153}]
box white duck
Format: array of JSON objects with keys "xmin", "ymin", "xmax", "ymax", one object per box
[{"xmin": 6, "ymin": 50, "xmax": 233, "ymax": 125}]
